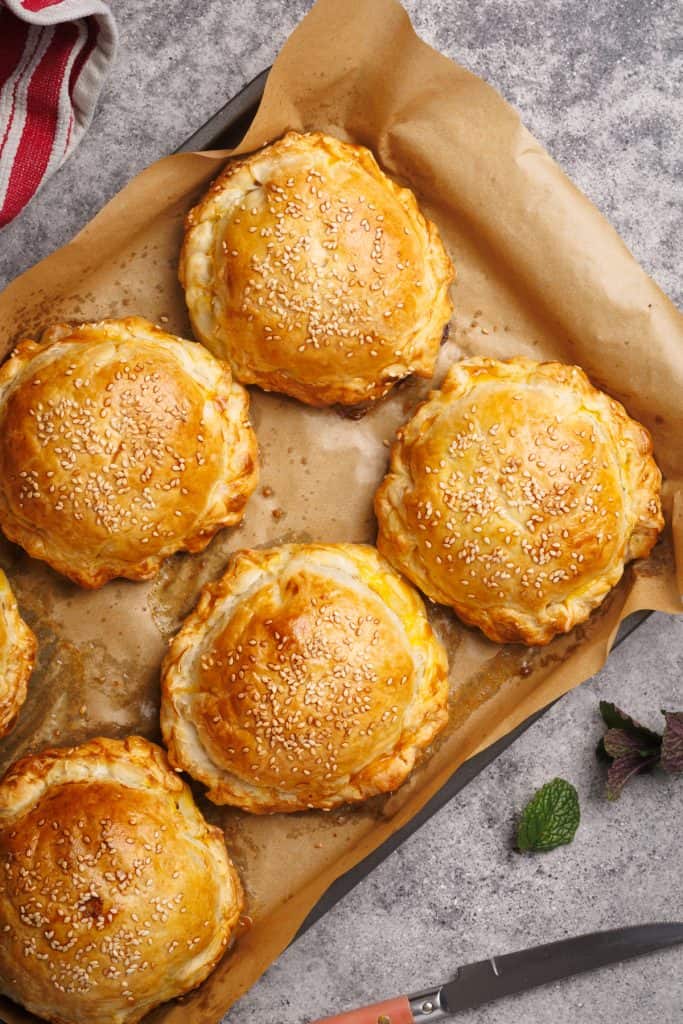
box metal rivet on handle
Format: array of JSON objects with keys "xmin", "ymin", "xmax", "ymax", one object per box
[{"xmin": 421, "ymin": 1004, "xmax": 434, "ymax": 1014}]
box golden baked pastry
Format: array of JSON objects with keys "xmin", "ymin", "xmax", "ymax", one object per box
[
  {"xmin": 161, "ymin": 543, "xmax": 449, "ymax": 812},
  {"xmin": 0, "ymin": 569, "xmax": 35, "ymax": 738},
  {"xmin": 0, "ymin": 316, "xmax": 258, "ymax": 588},
  {"xmin": 180, "ymin": 130, "xmax": 454, "ymax": 407},
  {"xmin": 375, "ymin": 357, "xmax": 664, "ymax": 645},
  {"xmin": 0, "ymin": 735, "xmax": 243, "ymax": 1024}
]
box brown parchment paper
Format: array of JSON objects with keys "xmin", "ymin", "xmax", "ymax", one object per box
[{"xmin": 0, "ymin": 0, "xmax": 682, "ymax": 1021}]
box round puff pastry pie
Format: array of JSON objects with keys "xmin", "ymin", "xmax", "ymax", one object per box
[
  {"xmin": 0, "ymin": 735, "xmax": 243, "ymax": 1024},
  {"xmin": 161, "ymin": 543, "xmax": 449, "ymax": 813},
  {"xmin": 0, "ymin": 317, "xmax": 258, "ymax": 588},
  {"xmin": 375, "ymin": 357, "xmax": 663, "ymax": 646},
  {"xmin": 0, "ymin": 569, "xmax": 35, "ymax": 738},
  {"xmin": 180, "ymin": 130, "xmax": 454, "ymax": 407}
]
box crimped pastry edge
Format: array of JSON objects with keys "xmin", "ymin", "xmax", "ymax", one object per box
[
  {"xmin": 375, "ymin": 357, "xmax": 664, "ymax": 645},
  {"xmin": 180, "ymin": 130, "xmax": 454, "ymax": 407},
  {"xmin": 0, "ymin": 317, "xmax": 259, "ymax": 588},
  {"xmin": 161, "ymin": 543, "xmax": 449, "ymax": 812}
]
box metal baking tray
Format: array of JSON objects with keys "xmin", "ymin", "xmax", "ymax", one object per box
[
  {"xmin": 0, "ymin": 67, "xmax": 657, "ymax": 1024},
  {"xmin": 173, "ymin": 68, "xmax": 651, "ymax": 938}
]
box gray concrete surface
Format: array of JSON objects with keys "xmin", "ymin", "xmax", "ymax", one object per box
[{"xmin": 1, "ymin": 2, "xmax": 681, "ymax": 1023}]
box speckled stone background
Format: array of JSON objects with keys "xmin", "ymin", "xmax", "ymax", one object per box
[{"xmin": 1, "ymin": 2, "xmax": 682, "ymax": 1023}]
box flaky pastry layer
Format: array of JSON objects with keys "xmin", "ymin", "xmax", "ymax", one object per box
[
  {"xmin": 375, "ymin": 357, "xmax": 663, "ymax": 645},
  {"xmin": 0, "ymin": 736, "xmax": 243, "ymax": 1024},
  {"xmin": 180, "ymin": 130, "xmax": 454, "ymax": 406},
  {"xmin": 0, "ymin": 317, "xmax": 258, "ymax": 587},
  {"xmin": 161, "ymin": 543, "xmax": 449, "ymax": 812},
  {"xmin": 0, "ymin": 569, "xmax": 35, "ymax": 738}
]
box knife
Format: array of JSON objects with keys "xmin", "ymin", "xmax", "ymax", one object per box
[{"xmin": 310, "ymin": 922, "xmax": 683, "ymax": 1022}]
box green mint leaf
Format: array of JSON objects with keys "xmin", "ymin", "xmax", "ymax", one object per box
[
  {"xmin": 661, "ymin": 711, "xmax": 683, "ymax": 775},
  {"xmin": 603, "ymin": 728, "xmax": 660, "ymax": 761},
  {"xmin": 606, "ymin": 753, "xmax": 659, "ymax": 800},
  {"xmin": 599, "ymin": 701, "xmax": 661, "ymax": 746},
  {"xmin": 517, "ymin": 778, "xmax": 580, "ymax": 853}
]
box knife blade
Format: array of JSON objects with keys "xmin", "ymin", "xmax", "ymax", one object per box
[{"xmin": 310, "ymin": 922, "xmax": 683, "ymax": 1023}]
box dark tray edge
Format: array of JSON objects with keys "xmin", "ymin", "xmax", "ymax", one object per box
[
  {"xmin": 175, "ymin": 68, "xmax": 271, "ymax": 154},
  {"xmin": 174, "ymin": 71, "xmax": 651, "ymax": 939}
]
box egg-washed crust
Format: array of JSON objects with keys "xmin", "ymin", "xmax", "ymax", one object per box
[
  {"xmin": 375, "ymin": 357, "xmax": 664, "ymax": 646},
  {"xmin": 0, "ymin": 569, "xmax": 36, "ymax": 738},
  {"xmin": 180, "ymin": 130, "xmax": 454, "ymax": 407},
  {"xmin": 0, "ymin": 735, "xmax": 243, "ymax": 1024},
  {"xmin": 161, "ymin": 543, "xmax": 449, "ymax": 813},
  {"xmin": 0, "ymin": 317, "xmax": 259, "ymax": 588}
]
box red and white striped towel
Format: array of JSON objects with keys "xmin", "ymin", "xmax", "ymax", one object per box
[{"xmin": 0, "ymin": 0, "xmax": 116, "ymax": 227}]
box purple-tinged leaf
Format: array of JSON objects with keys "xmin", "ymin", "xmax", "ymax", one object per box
[
  {"xmin": 606, "ymin": 753, "xmax": 659, "ymax": 801},
  {"xmin": 661, "ymin": 711, "xmax": 683, "ymax": 775},
  {"xmin": 603, "ymin": 728, "xmax": 660, "ymax": 761}
]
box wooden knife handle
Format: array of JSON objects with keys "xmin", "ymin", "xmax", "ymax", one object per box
[{"xmin": 310, "ymin": 994, "xmax": 414, "ymax": 1024}]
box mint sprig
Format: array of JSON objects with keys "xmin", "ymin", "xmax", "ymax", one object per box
[
  {"xmin": 516, "ymin": 778, "xmax": 580, "ymax": 853},
  {"xmin": 597, "ymin": 702, "xmax": 683, "ymax": 799}
]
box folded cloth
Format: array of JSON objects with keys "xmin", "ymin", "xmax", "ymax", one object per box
[{"xmin": 0, "ymin": 0, "xmax": 117, "ymax": 227}]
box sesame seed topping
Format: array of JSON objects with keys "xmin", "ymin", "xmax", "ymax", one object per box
[
  {"xmin": 211, "ymin": 147, "xmax": 425, "ymax": 379},
  {"xmin": 0, "ymin": 778, "xmax": 219, "ymax": 1003},
  {"xmin": 399, "ymin": 380, "xmax": 624, "ymax": 610},
  {"xmin": 2, "ymin": 342, "xmax": 219, "ymax": 553},
  {"xmin": 197, "ymin": 571, "xmax": 415, "ymax": 791}
]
